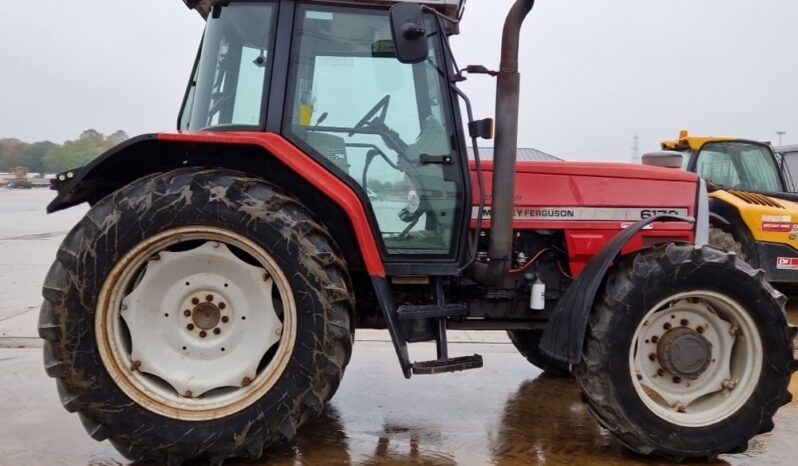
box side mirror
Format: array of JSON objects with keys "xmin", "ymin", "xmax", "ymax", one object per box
[{"xmin": 389, "ymin": 4, "xmax": 429, "ymax": 64}]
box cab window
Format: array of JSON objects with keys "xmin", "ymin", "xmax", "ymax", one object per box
[
  {"xmin": 181, "ymin": 4, "xmax": 276, "ymax": 130},
  {"xmin": 696, "ymin": 142, "xmax": 782, "ymax": 192},
  {"xmin": 283, "ymin": 5, "xmax": 463, "ymax": 257}
]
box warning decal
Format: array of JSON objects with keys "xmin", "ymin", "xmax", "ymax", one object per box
[
  {"xmin": 762, "ymin": 215, "xmax": 794, "ymax": 232},
  {"xmin": 776, "ymin": 257, "xmax": 798, "ymax": 271}
]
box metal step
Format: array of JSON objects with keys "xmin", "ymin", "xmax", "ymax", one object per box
[
  {"xmin": 396, "ymin": 303, "xmax": 467, "ymax": 320},
  {"xmin": 412, "ymin": 354, "xmax": 483, "ymax": 375}
]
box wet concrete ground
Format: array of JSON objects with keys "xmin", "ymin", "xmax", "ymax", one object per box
[{"xmin": 1, "ymin": 189, "xmax": 797, "ymax": 465}]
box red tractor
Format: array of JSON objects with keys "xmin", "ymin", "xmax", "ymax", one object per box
[{"xmin": 41, "ymin": 0, "xmax": 796, "ymax": 464}]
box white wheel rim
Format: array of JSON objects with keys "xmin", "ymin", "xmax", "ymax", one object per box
[
  {"xmin": 96, "ymin": 227, "xmax": 296, "ymax": 421},
  {"xmin": 629, "ymin": 291, "xmax": 762, "ymax": 427}
]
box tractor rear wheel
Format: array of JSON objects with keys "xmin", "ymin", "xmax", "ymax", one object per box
[
  {"xmin": 507, "ymin": 329, "xmax": 571, "ymax": 377},
  {"xmin": 39, "ymin": 168, "xmax": 354, "ymax": 465},
  {"xmin": 574, "ymin": 244, "xmax": 794, "ymax": 461}
]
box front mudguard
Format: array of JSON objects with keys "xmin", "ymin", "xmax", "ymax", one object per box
[{"xmin": 539, "ymin": 214, "xmax": 699, "ymax": 364}]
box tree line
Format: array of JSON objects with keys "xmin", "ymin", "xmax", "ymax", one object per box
[{"xmin": 0, "ymin": 129, "xmax": 128, "ymax": 174}]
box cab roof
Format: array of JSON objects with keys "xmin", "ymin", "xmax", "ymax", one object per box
[
  {"xmin": 661, "ymin": 130, "xmax": 737, "ymax": 152},
  {"xmin": 184, "ymin": 0, "xmax": 466, "ymax": 20}
]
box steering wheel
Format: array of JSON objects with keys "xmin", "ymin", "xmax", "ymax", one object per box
[{"xmin": 349, "ymin": 95, "xmax": 391, "ymax": 137}]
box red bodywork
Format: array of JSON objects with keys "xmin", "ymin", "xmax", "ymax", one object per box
[
  {"xmin": 471, "ymin": 160, "xmax": 698, "ymax": 277},
  {"xmin": 157, "ymin": 132, "xmax": 698, "ymax": 279},
  {"xmin": 158, "ymin": 131, "xmax": 386, "ymax": 277}
]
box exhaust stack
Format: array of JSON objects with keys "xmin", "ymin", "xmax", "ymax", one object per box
[{"xmin": 469, "ymin": 0, "xmax": 535, "ymax": 285}]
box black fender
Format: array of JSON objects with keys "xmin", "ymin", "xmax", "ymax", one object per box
[
  {"xmin": 539, "ymin": 214, "xmax": 698, "ymax": 364},
  {"xmin": 49, "ymin": 134, "xmax": 174, "ymax": 213}
]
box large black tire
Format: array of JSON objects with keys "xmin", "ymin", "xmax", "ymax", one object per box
[
  {"xmin": 38, "ymin": 168, "xmax": 354, "ymax": 465},
  {"xmin": 574, "ymin": 244, "xmax": 794, "ymax": 461},
  {"xmin": 507, "ymin": 329, "xmax": 572, "ymax": 377}
]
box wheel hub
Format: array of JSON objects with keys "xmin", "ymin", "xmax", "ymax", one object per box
[
  {"xmin": 657, "ymin": 327, "xmax": 712, "ymax": 379},
  {"xmin": 192, "ymin": 301, "xmax": 221, "ymax": 330},
  {"xmin": 630, "ymin": 293, "xmax": 763, "ymax": 427},
  {"xmin": 117, "ymin": 240, "xmax": 285, "ymax": 398}
]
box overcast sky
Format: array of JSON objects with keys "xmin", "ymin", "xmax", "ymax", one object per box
[{"xmin": 1, "ymin": 0, "xmax": 795, "ymax": 161}]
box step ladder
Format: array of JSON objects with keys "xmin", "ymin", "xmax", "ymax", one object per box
[{"xmin": 396, "ymin": 280, "xmax": 483, "ymax": 375}]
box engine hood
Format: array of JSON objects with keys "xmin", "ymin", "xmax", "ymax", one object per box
[{"xmin": 471, "ymin": 160, "xmax": 698, "ymax": 183}]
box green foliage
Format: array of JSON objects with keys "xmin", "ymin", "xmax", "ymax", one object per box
[{"xmin": 0, "ymin": 130, "xmax": 128, "ymax": 174}]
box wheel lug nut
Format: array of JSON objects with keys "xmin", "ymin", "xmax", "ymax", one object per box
[
  {"xmin": 187, "ymin": 324, "xmax": 195, "ymax": 331},
  {"xmin": 663, "ymin": 322, "xmax": 672, "ymax": 330},
  {"xmin": 648, "ymin": 353, "xmax": 656, "ymax": 361},
  {"xmin": 206, "ymin": 294, "xmax": 214, "ymax": 302},
  {"xmin": 672, "ymin": 376, "xmax": 682, "ymax": 384},
  {"xmin": 651, "ymin": 335, "xmax": 659, "ymax": 343},
  {"xmin": 241, "ymin": 377, "xmax": 252, "ymax": 387},
  {"xmin": 199, "ymin": 330, "xmax": 207, "ymax": 338},
  {"xmin": 213, "ymin": 328, "xmax": 221, "ymax": 335},
  {"xmin": 192, "ymin": 298, "xmax": 199, "ymax": 305},
  {"xmin": 697, "ymin": 326, "xmax": 705, "ymax": 334},
  {"xmin": 657, "ymin": 369, "xmax": 665, "ymax": 377},
  {"xmin": 722, "ymin": 379, "xmax": 737, "ymax": 390},
  {"xmin": 221, "ymin": 316, "xmax": 229, "ymax": 323},
  {"xmin": 184, "ymin": 309, "xmax": 191, "ymax": 317},
  {"xmin": 219, "ymin": 302, "xmax": 226, "ymax": 310},
  {"xmin": 680, "ymin": 319, "xmax": 689, "ymax": 327}
]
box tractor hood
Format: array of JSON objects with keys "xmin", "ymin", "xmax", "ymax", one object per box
[
  {"xmin": 471, "ymin": 160, "xmax": 699, "ymax": 183},
  {"xmin": 469, "ymin": 160, "xmax": 700, "ymax": 221}
]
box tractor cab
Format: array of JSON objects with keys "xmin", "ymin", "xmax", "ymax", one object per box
[
  {"xmin": 644, "ymin": 130, "xmax": 791, "ymax": 193},
  {"xmin": 179, "ymin": 0, "xmax": 470, "ymax": 262}
]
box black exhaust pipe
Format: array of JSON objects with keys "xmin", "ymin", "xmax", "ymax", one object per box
[{"xmin": 469, "ymin": 0, "xmax": 535, "ymax": 285}]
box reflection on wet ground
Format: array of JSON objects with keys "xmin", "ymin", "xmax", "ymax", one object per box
[
  {"xmin": 3, "ymin": 322, "xmax": 797, "ymax": 465},
  {"xmin": 240, "ymin": 370, "xmax": 798, "ymax": 466}
]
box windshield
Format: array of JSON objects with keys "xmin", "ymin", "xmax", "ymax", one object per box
[
  {"xmin": 283, "ymin": 5, "xmax": 463, "ymax": 257},
  {"xmin": 695, "ymin": 142, "xmax": 783, "ymax": 192},
  {"xmin": 180, "ymin": 3, "xmax": 276, "ymax": 130}
]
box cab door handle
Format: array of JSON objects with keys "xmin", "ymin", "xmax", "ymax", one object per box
[{"xmin": 420, "ymin": 154, "xmax": 454, "ymax": 164}]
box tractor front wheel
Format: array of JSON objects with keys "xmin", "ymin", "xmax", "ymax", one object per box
[
  {"xmin": 39, "ymin": 168, "xmax": 354, "ymax": 465},
  {"xmin": 574, "ymin": 244, "xmax": 794, "ymax": 461}
]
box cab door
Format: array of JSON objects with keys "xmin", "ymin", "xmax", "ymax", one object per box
[{"xmin": 282, "ymin": 3, "xmax": 468, "ymax": 271}]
